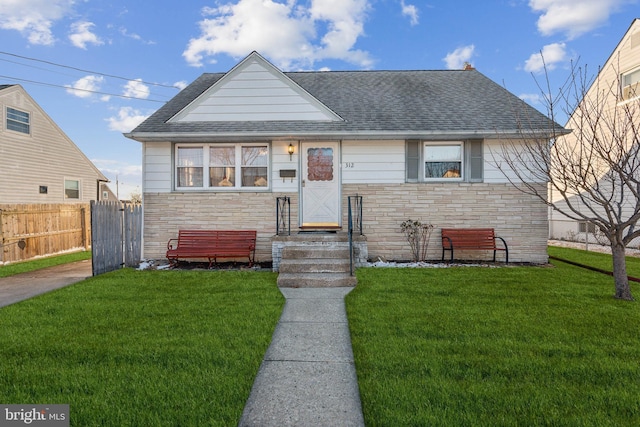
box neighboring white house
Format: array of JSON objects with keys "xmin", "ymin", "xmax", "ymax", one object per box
[
  {"xmin": 0, "ymin": 84, "xmax": 108, "ymax": 204},
  {"xmin": 549, "ymin": 19, "xmax": 640, "ymax": 245},
  {"xmin": 126, "ymin": 51, "xmax": 563, "ymax": 264}
]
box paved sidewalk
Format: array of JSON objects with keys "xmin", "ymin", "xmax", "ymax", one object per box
[
  {"xmin": 0, "ymin": 260, "xmax": 93, "ymax": 308},
  {"xmin": 239, "ymin": 287, "xmax": 365, "ymax": 427}
]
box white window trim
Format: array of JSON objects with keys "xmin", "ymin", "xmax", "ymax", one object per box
[
  {"xmin": 621, "ymin": 67, "xmax": 640, "ymax": 101},
  {"xmin": 6, "ymin": 106, "xmax": 31, "ymax": 135},
  {"xmin": 422, "ymin": 141, "xmax": 464, "ymax": 182},
  {"xmin": 174, "ymin": 143, "xmax": 271, "ymax": 191}
]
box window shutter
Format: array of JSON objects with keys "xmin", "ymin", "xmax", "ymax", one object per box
[
  {"xmin": 406, "ymin": 140, "xmax": 420, "ymax": 182},
  {"xmin": 467, "ymin": 139, "xmax": 483, "ymax": 182}
]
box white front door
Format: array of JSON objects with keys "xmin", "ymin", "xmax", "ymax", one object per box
[{"xmin": 300, "ymin": 142, "xmax": 341, "ymax": 228}]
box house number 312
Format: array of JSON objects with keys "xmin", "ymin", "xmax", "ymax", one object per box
[{"xmin": 344, "ymin": 162, "xmax": 355, "ymax": 168}]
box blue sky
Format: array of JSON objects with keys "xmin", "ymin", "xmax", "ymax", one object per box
[{"xmin": 1, "ymin": 0, "xmax": 637, "ymax": 198}]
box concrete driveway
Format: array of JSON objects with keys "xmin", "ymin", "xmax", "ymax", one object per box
[{"xmin": 0, "ymin": 260, "xmax": 93, "ymax": 308}]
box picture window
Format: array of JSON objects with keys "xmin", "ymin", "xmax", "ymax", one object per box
[
  {"xmin": 176, "ymin": 144, "xmax": 269, "ymax": 190},
  {"xmin": 406, "ymin": 140, "xmax": 483, "ymax": 183}
]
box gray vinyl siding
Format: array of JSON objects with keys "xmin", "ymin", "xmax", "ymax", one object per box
[{"xmin": 0, "ymin": 86, "xmax": 106, "ymax": 203}]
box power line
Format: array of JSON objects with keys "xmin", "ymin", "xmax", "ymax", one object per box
[
  {"xmin": 0, "ymin": 75, "xmax": 167, "ymax": 103},
  {"xmin": 0, "ymin": 57, "xmax": 79, "ymax": 79},
  {"xmin": 0, "ymin": 50, "xmax": 181, "ymax": 89}
]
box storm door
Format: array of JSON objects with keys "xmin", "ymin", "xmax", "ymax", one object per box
[{"xmin": 300, "ymin": 142, "xmax": 341, "ymax": 228}]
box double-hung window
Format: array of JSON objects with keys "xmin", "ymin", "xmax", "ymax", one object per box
[
  {"xmin": 176, "ymin": 143, "xmax": 269, "ymax": 190},
  {"xmin": 406, "ymin": 140, "xmax": 483, "ymax": 182},
  {"xmin": 177, "ymin": 147, "xmax": 204, "ymax": 187},
  {"xmin": 622, "ymin": 68, "xmax": 640, "ymax": 100},
  {"xmin": 64, "ymin": 179, "xmax": 80, "ymax": 199},
  {"xmin": 6, "ymin": 107, "xmax": 30, "ymax": 134}
]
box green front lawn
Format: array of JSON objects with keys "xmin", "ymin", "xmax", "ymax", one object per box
[
  {"xmin": 347, "ymin": 249, "xmax": 640, "ymax": 426},
  {"xmin": 3, "ymin": 246, "xmax": 640, "ymax": 425},
  {"xmin": 548, "ymin": 245, "xmax": 640, "ymax": 278},
  {"xmin": 0, "ymin": 269, "xmax": 283, "ymax": 426}
]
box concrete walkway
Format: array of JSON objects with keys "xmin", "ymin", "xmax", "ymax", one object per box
[
  {"xmin": 239, "ymin": 287, "xmax": 365, "ymax": 427},
  {"xmin": 0, "ymin": 263, "xmax": 365, "ymax": 425},
  {"xmin": 0, "ymin": 260, "xmax": 92, "ymax": 308}
]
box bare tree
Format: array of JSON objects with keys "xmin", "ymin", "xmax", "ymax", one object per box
[
  {"xmin": 129, "ymin": 191, "xmax": 142, "ymax": 205},
  {"xmin": 495, "ymin": 59, "xmax": 640, "ymax": 301}
]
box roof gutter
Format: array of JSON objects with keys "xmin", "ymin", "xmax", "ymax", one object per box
[{"xmin": 124, "ymin": 128, "xmax": 569, "ymax": 143}]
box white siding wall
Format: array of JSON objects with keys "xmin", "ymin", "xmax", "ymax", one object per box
[
  {"xmin": 342, "ymin": 140, "xmax": 406, "ymax": 184},
  {"xmin": 484, "ymin": 139, "xmax": 545, "ymax": 184},
  {"xmin": 172, "ymin": 59, "xmax": 339, "ymax": 122},
  {"xmin": 144, "ymin": 138, "xmax": 539, "ymax": 193},
  {"xmin": 143, "ymin": 142, "xmax": 172, "ymax": 193},
  {"xmin": 271, "ymin": 140, "xmax": 299, "ymax": 193}
]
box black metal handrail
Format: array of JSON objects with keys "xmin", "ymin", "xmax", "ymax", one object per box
[
  {"xmin": 276, "ymin": 196, "xmax": 291, "ymax": 236},
  {"xmin": 347, "ymin": 195, "xmax": 363, "ymax": 275}
]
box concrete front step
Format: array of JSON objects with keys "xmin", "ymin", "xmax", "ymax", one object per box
[
  {"xmin": 277, "ymin": 243, "xmax": 357, "ymax": 288},
  {"xmin": 277, "ymin": 272, "xmax": 358, "ymax": 288},
  {"xmin": 281, "ymin": 246, "xmax": 350, "ymax": 260},
  {"xmin": 278, "ymin": 258, "xmax": 351, "ymax": 274}
]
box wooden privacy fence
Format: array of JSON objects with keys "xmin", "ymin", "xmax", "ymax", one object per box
[
  {"xmin": 0, "ymin": 203, "xmax": 90, "ymax": 264},
  {"xmin": 91, "ymin": 201, "xmax": 142, "ymax": 275}
]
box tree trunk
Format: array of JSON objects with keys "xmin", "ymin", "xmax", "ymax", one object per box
[{"xmin": 611, "ymin": 243, "xmax": 634, "ymax": 301}]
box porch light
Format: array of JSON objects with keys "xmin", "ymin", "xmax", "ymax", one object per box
[{"xmin": 288, "ymin": 143, "xmax": 295, "ymax": 160}]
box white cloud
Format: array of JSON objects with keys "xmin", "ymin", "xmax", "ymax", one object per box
[
  {"xmin": 65, "ymin": 75, "xmax": 105, "ymax": 98},
  {"xmin": 69, "ymin": 21, "xmax": 103, "ymax": 49},
  {"xmin": 107, "ymin": 107, "xmax": 148, "ymax": 132},
  {"xmin": 174, "ymin": 81, "xmax": 189, "ymax": 90},
  {"xmin": 529, "ymin": 0, "xmax": 626, "ymax": 39},
  {"xmin": 519, "ymin": 93, "xmax": 544, "ymax": 105},
  {"xmin": 0, "ymin": 0, "xmax": 75, "ymax": 45},
  {"xmin": 443, "ymin": 45, "xmax": 475, "ymax": 70},
  {"xmin": 400, "ymin": 1, "xmax": 419, "ymax": 26},
  {"xmin": 183, "ymin": 0, "xmax": 373, "ymax": 69},
  {"xmin": 122, "ymin": 79, "xmax": 150, "ymax": 100},
  {"xmin": 524, "ymin": 42, "xmax": 566, "ymax": 73},
  {"xmin": 119, "ymin": 27, "xmax": 156, "ymax": 45}
]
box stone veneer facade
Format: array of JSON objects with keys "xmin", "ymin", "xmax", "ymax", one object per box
[
  {"xmin": 143, "ymin": 182, "xmax": 548, "ymax": 265},
  {"xmin": 340, "ymin": 183, "xmax": 548, "ymax": 264}
]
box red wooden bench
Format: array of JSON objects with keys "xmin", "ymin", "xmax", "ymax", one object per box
[
  {"xmin": 166, "ymin": 230, "xmax": 257, "ymax": 268},
  {"xmin": 441, "ymin": 228, "xmax": 509, "ymax": 263}
]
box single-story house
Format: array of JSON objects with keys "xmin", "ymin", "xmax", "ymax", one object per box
[{"xmin": 126, "ymin": 51, "xmax": 562, "ymax": 266}]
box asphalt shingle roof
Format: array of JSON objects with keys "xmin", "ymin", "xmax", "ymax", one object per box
[{"xmin": 129, "ymin": 69, "xmax": 561, "ymax": 139}]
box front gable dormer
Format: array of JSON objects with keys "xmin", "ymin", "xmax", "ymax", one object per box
[{"xmin": 169, "ymin": 52, "xmax": 343, "ymax": 123}]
